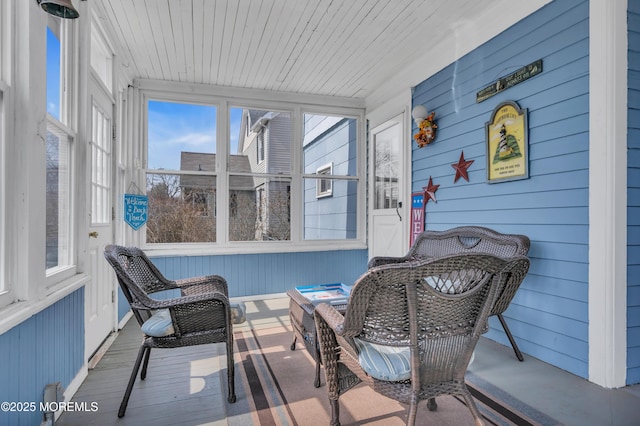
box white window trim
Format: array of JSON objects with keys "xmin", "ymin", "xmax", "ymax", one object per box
[{"xmin": 135, "ymin": 82, "xmax": 367, "ymax": 256}]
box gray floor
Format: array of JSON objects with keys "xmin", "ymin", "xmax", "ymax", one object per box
[{"xmin": 58, "ymin": 296, "xmax": 640, "ymax": 426}]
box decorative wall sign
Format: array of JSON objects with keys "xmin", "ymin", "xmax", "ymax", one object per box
[
  {"xmin": 410, "ymin": 192, "xmax": 425, "ymax": 247},
  {"xmin": 476, "ymin": 59, "xmax": 543, "ymax": 103},
  {"xmin": 485, "ymin": 101, "xmax": 529, "ymax": 183},
  {"xmin": 124, "ymin": 194, "xmax": 148, "ymax": 230},
  {"xmin": 423, "ymin": 176, "xmax": 440, "ymax": 203},
  {"xmin": 452, "ymin": 151, "xmax": 474, "ymax": 183}
]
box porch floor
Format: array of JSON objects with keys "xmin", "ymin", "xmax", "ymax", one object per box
[{"xmin": 58, "ymin": 296, "xmax": 640, "ymax": 426}]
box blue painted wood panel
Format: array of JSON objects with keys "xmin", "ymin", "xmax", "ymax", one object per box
[
  {"xmin": 150, "ymin": 249, "xmax": 368, "ymax": 298},
  {"xmin": 411, "ymin": 0, "xmax": 590, "ymax": 378},
  {"xmin": 628, "ymin": 0, "xmax": 640, "ymax": 386},
  {"xmin": 0, "ymin": 289, "xmax": 84, "ymax": 426}
]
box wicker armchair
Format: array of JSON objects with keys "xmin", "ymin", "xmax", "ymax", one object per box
[
  {"xmin": 369, "ymin": 226, "xmax": 530, "ymax": 361},
  {"xmin": 314, "ymin": 253, "xmax": 530, "ymax": 426},
  {"xmin": 104, "ymin": 245, "xmax": 236, "ymax": 417}
]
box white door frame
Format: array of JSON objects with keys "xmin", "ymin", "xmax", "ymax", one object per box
[{"xmin": 368, "ymin": 110, "xmax": 411, "ymax": 260}]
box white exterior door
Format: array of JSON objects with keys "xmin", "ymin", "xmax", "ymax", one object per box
[
  {"xmin": 85, "ymin": 79, "xmax": 116, "ymax": 360},
  {"xmin": 369, "ymin": 114, "xmax": 407, "ymax": 260}
]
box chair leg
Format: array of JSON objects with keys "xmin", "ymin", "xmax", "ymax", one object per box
[
  {"xmin": 140, "ymin": 347, "xmax": 151, "ymax": 380},
  {"xmin": 461, "ymin": 388, "xmax": 486, "ymax": 426},
  {"xmin": 407, "ymin": 400, "xmax": 418, "ymax": 426},
  {"xmin": 497, "ymin": 314, "xmax": 524, "ymax": 361},
  {"xmin": 329, "ymin": 398, "xmax": 340, "ymax": 426},
  {"xmin": 118, "ymin": 345, "xmax": 146, "ymax": 418},
  {"xmin": 227, "ymin": 334, "xmax": 236, "ymax": 403},
  {"xmin": 427, "ymin": 398, "xmax": 437, "ymax": 411}
]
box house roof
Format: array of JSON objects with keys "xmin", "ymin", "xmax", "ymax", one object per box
[{"xmin": 180, "ymin": 152, "xmax": 256, "ymax": 191}]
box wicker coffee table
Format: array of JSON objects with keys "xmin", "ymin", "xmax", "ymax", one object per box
[{"xmin": 287, "ymin": 288, "xmax": 347, "ymax": 387}]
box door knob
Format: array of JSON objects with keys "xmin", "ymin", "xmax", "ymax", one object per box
[{"xmin": 89, "ymin": 231, "xmax": 98, "ymax": 238}]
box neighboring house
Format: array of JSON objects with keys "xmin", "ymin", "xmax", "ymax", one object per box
[{"xmin": 237, "ymin": 109, "xmax": 292, "ymax": 240}]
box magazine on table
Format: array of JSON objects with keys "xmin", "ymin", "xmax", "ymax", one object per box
[{"xmin": 295, "ymin": 283, "xmax": 352, "ymax": 306}]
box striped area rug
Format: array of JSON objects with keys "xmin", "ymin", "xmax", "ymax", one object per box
[{"xmin": 226, "ymin": 326, "xmax": 561, "ymax": 426}]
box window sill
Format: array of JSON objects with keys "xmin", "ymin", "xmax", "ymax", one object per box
[
  {"xmin": 0, "ymin": 273, "xmax": 89, "ymax": 335},
  {"xmin": 143, "ymin": 240, "xmax": 367, "ymax": 257}
]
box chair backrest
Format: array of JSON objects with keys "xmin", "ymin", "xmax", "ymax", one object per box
[
  {"xmin": 342, "ymin": 253, "xmax": 530, "ymax": 384},
  {"xmin": 409, "ymin": 226, "xmax": 530, "ymax": 259},
  {"xmin": 408, "ymin": 226, "xmax": 530, "ymax": 315},
  {"xmin": 104, "ymin": 245, "xmax": 176, "ymax": 326}
]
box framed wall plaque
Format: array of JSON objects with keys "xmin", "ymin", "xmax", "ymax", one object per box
[{"xmin": 486, "ymin": 101, "xmax": 529, "ymax": 183}]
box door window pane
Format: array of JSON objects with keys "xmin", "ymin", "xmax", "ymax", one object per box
[{"xmin": 373, "ymin": 123, "xmax": 400, "ymax": 209}]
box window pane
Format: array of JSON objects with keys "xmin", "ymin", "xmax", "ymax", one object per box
[
  {"xmin": 147, "ymin": 100, "xmax": 216, "ymax": 171},
  {"xmin": 303, "ymin": 115, "xmax": 357, "ymax": 176},
  {"xmin": 146, "ymin": 173, "xmax": 216, "ymax": 243},
  {"xmin": 231, "ymin": 108, "xmax": 291, "ymax": 173},
  {"xmin": 46, "ymin": 26, "xmax": 61, "ymax": 120},
  {"xmin": 303, "ymin": 114, "xmax": 358, "ymax": 240},
  {"xmin": 304, "ymin": 178, "xmax": 357, "ymax": 240},
  {"xmin": 374, "ymin": 122, "xmax": 400, "ymax": 209},
  {"xmin": 229, "ymin": 176, "xmax": 290, "ymax": 241},
  {"xmin": 46, "ymin": 127, "xmax": 71, "ymax": 269}
]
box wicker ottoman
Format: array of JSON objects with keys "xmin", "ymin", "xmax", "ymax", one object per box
[{"xmin": 287, "ymin": 288, "xmax": 347, "ymax": 388}]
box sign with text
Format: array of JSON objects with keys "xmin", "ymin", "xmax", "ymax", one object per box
[
  {"xmin": 410, "ymin": 192, "xmax": 425, "ymax": 247},
  {"xmin": 124, "ymin": 194, "xmax": 148, "ymax": 230}
]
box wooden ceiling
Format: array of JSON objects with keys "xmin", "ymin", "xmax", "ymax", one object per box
[{"xmin": 92, "ymin": 0, "xmax": 549, "ymax": 101}]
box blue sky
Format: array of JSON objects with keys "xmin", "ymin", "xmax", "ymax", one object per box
[
  {"xmin": 148, "ymin": 101, "xmax": 243, "ymax": 170},
  {"xmin": 48, "ymin": 26, "xmax": 243, "ymax": 172}
]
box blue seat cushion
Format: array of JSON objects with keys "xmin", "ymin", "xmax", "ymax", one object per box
[
  {"xmin": 353, "ymin": 338, "xmax": 411, "ymax": 381},
  {"xmin": 141, "ymin": 309, "xmax": 175, "ymax": 337}
]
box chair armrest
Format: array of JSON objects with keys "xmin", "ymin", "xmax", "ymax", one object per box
[
  {"xmin": 175, "ymin": 275, "xmax": 229, "ymax": 297},
  {"xmin": 367, "ymin": 256, "xmax": 408, "ymax": 269},
  {"xmin": 133, "ymin": 290, "xmax": 229, "ymax": 311},
  {"xmin": 314, "ymin": 302, "xmax": 346, "ymax": 336}
]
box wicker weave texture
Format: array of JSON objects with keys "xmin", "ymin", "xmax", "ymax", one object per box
[
  {"xmin": 103, "ymin": 245, "xmax": 236, "ymax": 417},
  {"xmin": 315, "ymin": 253, "xmax": 530, "ymax": 426}
]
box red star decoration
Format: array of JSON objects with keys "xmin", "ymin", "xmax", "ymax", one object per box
[
  {"xmin": 452, "ymin": 151, "xmax": 474, "ymax": 183},
  {"xmin": 423, "ymin": 176, "xmax": 439, "ymax": 203}
]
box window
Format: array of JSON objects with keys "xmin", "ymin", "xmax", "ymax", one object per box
[
  {"xmin": 144, "ymin": 94, "xmax": 363, "ymax": 250},
  {"xmin": 0, "ymin": 0, "xmax": 7, "ymax": 305},
  {"xmin": 316, "ymin": 163, "xmax": 333, "ymax": 198},
  {"xmin": 229, "ymin": 107, "xmax": 291, "ymax": 242},
  {"xmin": 303, "ymin": 114, "xmax": 358, "ymax": 240},
  {"xmin": 46, "ymin": 18, "xmax": 76, "ymax": 281},
  {"xmin": 145, "ymin": 100, "xmax": 217, "ymax": 243}
]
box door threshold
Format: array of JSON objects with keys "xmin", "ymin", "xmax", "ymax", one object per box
[{"xmin": 88, "ymin": 330, "xmax": 119, "ymax": 370}]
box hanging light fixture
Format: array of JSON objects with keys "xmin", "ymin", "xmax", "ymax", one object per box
[{"xmin": 37, "ymin": 0, "xmax": 80, "ymax": 19}]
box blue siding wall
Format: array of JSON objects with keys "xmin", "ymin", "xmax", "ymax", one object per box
[
  {"xmin": 411, "ymin": 0, "xmax": 589, "ymax": 378},
  {"xmin": 0, "ymin": 289, "xmax": 84, "ymax": 426},
  {"xmin": 628, "ymin": 1, "xmax": 640, "ymax": 385},
  {"xmin": 151, "ymin": 249, "xmax": 368, "ymax": 297}
]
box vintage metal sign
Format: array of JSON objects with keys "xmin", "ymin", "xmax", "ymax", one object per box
[
  {"xmin": 476, "ymin": 59, "xmax": 543, "ymax": 103},
  {"xmin": 124, "ymin": 194, "xmax": 148, "ymax": 230},
  {"xmin": 485, "ymin": 101, "xmax": 529, "ymax": 183}
]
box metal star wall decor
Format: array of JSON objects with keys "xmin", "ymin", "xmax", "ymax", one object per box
[
  {"xmin": 423, "ymin": 176, "xmax": 440, "ymax": 203},
  {"xmin": 452, "ymin": 151, "xmax": 474, "ymax": 183}
]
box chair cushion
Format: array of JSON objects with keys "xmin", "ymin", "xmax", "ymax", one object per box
[
  {"xmin": 353, "ymin": 338, "xmax": 411, "ymax": 381},
  {"xmin": 423, "ymin": 276, "xmax": 462, "ymax": 294},
  {"xmin": 230, "ymin": 302, "xmax": 246, "ymax": 324},
  {"xmin": 141, "ymin": 309, "xmax": 175, "ymax": 337}
]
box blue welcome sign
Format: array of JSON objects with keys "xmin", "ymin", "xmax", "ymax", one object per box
[{"xmin": 124, "ymin": 194, "xmax": 148, "ymax": 230}]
